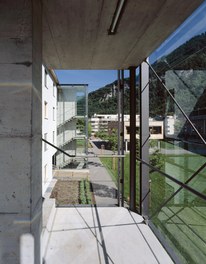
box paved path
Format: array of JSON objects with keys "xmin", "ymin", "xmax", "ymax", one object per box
[{"xmin": 88, "ymin": 140, "xmax": 118, "ymax": 206}]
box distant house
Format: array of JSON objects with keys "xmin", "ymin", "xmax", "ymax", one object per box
[{"xmin": 91, "ymin": 114, "xmax": 164, "ymax": 151}]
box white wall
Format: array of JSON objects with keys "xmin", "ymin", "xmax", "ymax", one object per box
[
  {"xmin": 164, "ymin": 115, "xmax": 175, "ymax": 137},
  {"xmin": 42, "ymin": 66, "xmax": 57, "ymax": 195}
]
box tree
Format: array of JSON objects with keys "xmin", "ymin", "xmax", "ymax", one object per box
[
  {"xmin": 88, "ymin": 122, "xmax": 92, "ymax": 137},
  {"xmin": 136, "ymin": 139, "xmax": 164, "ymax": 172},
  {"xmin": 108, "ymin": 129, "xmax": 118, "ymax": 154}
]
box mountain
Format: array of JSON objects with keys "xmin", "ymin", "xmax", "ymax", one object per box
[
  {"xmin": 88, "ymin": 81, "xmax": 131, "ymax": 117},
  {"xmin": 88, "ymin": 33, "xmax": 206, "ymax": 117}
]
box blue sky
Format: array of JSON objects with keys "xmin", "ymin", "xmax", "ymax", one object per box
[
  {"xmin": 55, "ymin": 1, "xmax": 206, "ymax": 92},
  {"xmin": 150, "ymin": 1, "xmax": 206, "ymax": 63},
  {"xmin": 55, "ymin": 70, "xmax": 129, "ymax": 93}
]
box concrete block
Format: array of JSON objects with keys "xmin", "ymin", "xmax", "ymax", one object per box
[{"xmin": 0, "ymin": 137, "xmax": 31, "ymax": 213}]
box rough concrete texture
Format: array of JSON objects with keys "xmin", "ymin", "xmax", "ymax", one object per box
[
  {"xmin": 0, "ymin": 1, "xmax": 42, "ymax": 263},
  {"xmin": 43, "ymin": 0, "xmax": 203, "ymax": 69}
]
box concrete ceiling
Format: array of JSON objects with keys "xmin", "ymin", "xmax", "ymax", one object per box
[{"xmin": 43, "ymin": 0, "xmax": 203, "ymax": 70}]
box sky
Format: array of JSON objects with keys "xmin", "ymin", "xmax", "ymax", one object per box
[
  {"xmin": 55, "ymin": 70, "xmax": 129, "ymax": 93},
  {"xmin": 55, "ymin": 1, "xmax": 206, "ymax": 93}
]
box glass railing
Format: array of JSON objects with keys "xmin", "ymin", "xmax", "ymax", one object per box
[
  {"xmin": 56, "ymin": 84, "xmax": 88, "ymax": 169},
  {"xmin": 149, "ymin": 179, "xmax": 206, "ymax": 264},
  {"xmin": 147, "ymin": 63, "xmax": 206, "ymax": 263},
  {"xmin": 146, "ymin": 3, "xmax": 206, "ymax": 260}
]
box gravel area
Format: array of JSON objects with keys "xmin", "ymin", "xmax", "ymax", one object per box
[{"xmin": 50, "ymin": 180, "xmax": 80, "ymax": 205}]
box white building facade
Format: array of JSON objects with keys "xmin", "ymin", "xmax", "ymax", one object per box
[
  {"xmin": 42, "ymin": 66, "xmax": 57, "ymax": 195},
  {"xmin": 56, "ymin": 85, "xmax": 88, "ymax": 169},
  {"xmin": 91, "ymin": 114, "xmax": 130, "ymax": 135},
  {"xmin": 164, "ymin": 115, "xmax": 176, "ymax": 137}
]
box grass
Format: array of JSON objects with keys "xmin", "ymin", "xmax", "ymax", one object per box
[
  {"xmin": 79, "ymin": 179, "xmax": 93, "ymax": 204},
  {"xmin": 76, "ymin": 139, "xmax": 85, "ymax": 148},
  {"xmin": 100, "ymin": 155, "xmax": 140, "ymax": 206}
]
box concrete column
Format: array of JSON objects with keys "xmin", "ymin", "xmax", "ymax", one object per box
[{"xmin": 0, "ymin": 1, "xmax": 42, "ymax": 263}]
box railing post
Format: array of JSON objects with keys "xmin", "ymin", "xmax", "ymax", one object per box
[
  {"xmin": 117, "ymin": 70, "xmax": 121, "ymax": 206},
  {"xmin": 121, "ymin": 70, "xmax": 125, "ymax": 207},
  {"xmin": 140, "ymin": 59, "xmax": 150, "ymax": 218},
  {"xmin": 129, "ymin": 66, "xmax": 137, "ymax": 211}
]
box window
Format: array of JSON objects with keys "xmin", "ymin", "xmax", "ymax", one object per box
[
  {"xmin": 53, "ymin": 107, "xmax": 55, "ymax": 121},
  {"xmin": 126, "ymin": 126, "xmax": 139, "ymax": 134},
  {"xmin": 149, "ymin": 126, "xmax": 162, "ymax": 134},
  {"xmin": 53, "ymin": 131, "xmax": 55, "ymax": 144},
  {"xmin": 44, "ymin": 69, "xmax": 48, "ymax": 88},
  {"xmin": 44, "ymin": 101, "xmax": 48, "ymax": 119},
  {"xmin": 53, "ymin": 83, "xmax": 55, "ymax": 97},
  {"xmin": 44, "ymin": 164, "xmax": 47, "ymax": 182},
  {"xmin": 44, "ymin": 133, "xmax": 48, "ymax": 151}
]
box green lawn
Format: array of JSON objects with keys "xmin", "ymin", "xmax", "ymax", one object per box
[{"xmin": 100, "ymin": 154, "xmax": 140, "ymax": 206}]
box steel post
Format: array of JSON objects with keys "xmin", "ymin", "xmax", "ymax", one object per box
[
  {"xmin": 129, "ymin": 66, "xmax": 137, "ymax": 211},
  {"xmin": 140, "ymin": 60, "xmax": 150, "ymax": 217},
  {"xmin": 117, "ymin": 70, "xmax": 121, "ymax": 206},
  {"xmin": 121, "ymin": 70, "xmax": 125, "ymax": 207}
]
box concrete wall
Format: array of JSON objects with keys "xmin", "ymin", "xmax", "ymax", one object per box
[
  {"xmin": 42, "ymin": 66, "xmax": 57, "ymax": 195},
  {"xmin": 0, "ymin": 1, "xmax": 42, "ymax": 263}
]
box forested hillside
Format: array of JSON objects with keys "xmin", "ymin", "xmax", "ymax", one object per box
[{"xmin": 88, "ymin": 33, "xmax": 206, "ymax": 117}]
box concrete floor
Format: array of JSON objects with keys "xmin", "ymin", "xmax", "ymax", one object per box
[{"xmin": 44, "ymin": 206, "xmax": 173, "ymax": 264}]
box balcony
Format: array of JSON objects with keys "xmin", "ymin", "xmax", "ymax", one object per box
[
  {"xmin": 1, "ymin": 1, "xmax": 206, "ymax": 263},
  {"xmin": 43, "ymin": 207, "xmax": 173, "ymax": 264}
]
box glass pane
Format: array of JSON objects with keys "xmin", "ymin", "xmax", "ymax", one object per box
[
  {"xmin": 148, "ymin": 2, "xmax": 206, "ymax": 262},
  {"xmin": 149, "ymin": 68, "xmax": 206, "ymax": 183},
  {"xmin": 56, "ymin": 85, "xmax": 88, "ymax": 169},
  {"xmin": 150, "ymin": 187, "xmax": 206, "ymax": 264}
]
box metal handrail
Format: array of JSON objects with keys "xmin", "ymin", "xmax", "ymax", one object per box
[
  {"xmin": 42, "ymin": 138, "xmax": 125, "ymax": 158},
  {"xmin": 42, "ymin": 138, "xmax": 75, "ymax": 157},
  {"xmin": 57, "ymin": 107, "xmax": 86, "ymax": 127}
]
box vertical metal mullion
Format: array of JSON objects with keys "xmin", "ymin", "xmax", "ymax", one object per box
[
  {"xmin": 129, "ymin": 66, "xmax": 137, "ymax": 211},
  {"xmin": 140, "ymin": 60, "xmax": 150, "ymax": 218},
  {"xmin": 117, "ymin": 70, "xmax": 121, "ymax": 206},
  {"xmin": 85, "ymin": 85, "xmax": 88, "ymax": 167},
  {"xmin": 121, "ymin": 69, "xmax": 125, "ymax": 207}
]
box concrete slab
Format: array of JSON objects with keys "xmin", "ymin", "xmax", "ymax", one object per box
[{"xmin": 44, "ymin": 207, "xmax": 173, "ymax": 264}]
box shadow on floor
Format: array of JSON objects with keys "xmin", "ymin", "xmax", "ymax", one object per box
[
  {"xmin": 91, "ymin": 183, "xmax": 117, "ymax": 198},
  {"xmin": 88, "ymin": 161, "xmax": 104, "ymax": 167}
]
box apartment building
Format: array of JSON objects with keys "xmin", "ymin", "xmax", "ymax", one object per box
[
  {"xmin": 91, "ymin": 114, "xmax": 130, "ymax": 135},
  {"xmin": 42, "ymin": 66, "xmax": 57, "ymax": 195},
  {"xmin": 91, "ymin": 114, "xmax": 164, "ymax": 150}
]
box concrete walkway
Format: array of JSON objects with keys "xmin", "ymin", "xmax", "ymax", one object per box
[
  {"xmin": 88, "ymin": 140, "xmax": 118, "ymax": 206},
  {"xmin": 43, "ymin": 207, "xmax": 173, "ymax": 264}
]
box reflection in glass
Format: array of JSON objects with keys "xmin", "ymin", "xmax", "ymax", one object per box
[
  {"xmin": 150, "ymin": 187, "xmax": 206, "ymax": 264},
  {"xmin": 147, "ymin": 3, "xmax": 206, "ymax": 262}
]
